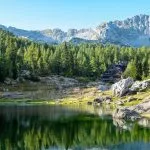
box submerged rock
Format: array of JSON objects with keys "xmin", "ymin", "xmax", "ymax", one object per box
[
  {"xmin": 138, "ymin": 118, "xmax": 150, "ymax": 128},
  {"xmin": 113, "ymin": 118, "xmax": 133, "ymax": 130},
  {"xmin": 113, "ymin": 117, "xmax": 150, "ymax": 130}
]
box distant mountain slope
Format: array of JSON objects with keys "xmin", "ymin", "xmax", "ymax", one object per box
[{"xmin": 0, "ymin": 14, "xmax": 150, "ymax": 46}]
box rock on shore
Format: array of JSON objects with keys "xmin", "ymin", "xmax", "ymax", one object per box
[
  {"xmin": 113, "ymin": 96, "xmax": 150, "ymax": 121},
  {"xmin": 112, "ymin": 78, "xmax": 150, "ymax": 120},
  {"xmin": 112, "ymin": 77, "xmax": 134, "ymax": 97},
  {"xmin": 113, "ymin": 108, "xmax": 141, "ymax": 121},
  {"xmin": 112, "ymin": 78, "xmax": 150, "ymax": 97}
]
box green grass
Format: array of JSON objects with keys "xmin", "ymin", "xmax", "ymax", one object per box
[
  {"xmin": 0, "ymin": 87, "xmax": 149, "ymax": 108},
  {"xmin": 57, "ymin": 87, "xmax": 101, "ymax": 105},
  {"xmin": 141, "ymin": 113, "xmax": 150, "ymax": 118},
  {"xmin": 0, "ymin": 98, "xmax": 56, "ymax": 106},
  {"xmin": 125, "ymin": 100, "xmax": 141, "ymax": 106},
  {"xmin": 123, "ymin": 89, "xmax": 150, "ymax": 106}
]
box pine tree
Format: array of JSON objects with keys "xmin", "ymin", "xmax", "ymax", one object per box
[{"xmin": 123, "ymin": 61, "xmax": 137, "ymax": 79}]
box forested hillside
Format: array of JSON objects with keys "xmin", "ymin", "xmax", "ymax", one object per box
[{"xmin": 0, "ymin": 29, "xmax": 149, "ymax": 82}]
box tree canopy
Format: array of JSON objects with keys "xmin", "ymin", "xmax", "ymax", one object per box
[{"xmin": 0, "ymin": 29, "xmax": 150, "ymax": 81}]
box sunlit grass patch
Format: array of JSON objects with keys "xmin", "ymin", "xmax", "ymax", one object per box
[
  {"xmin": 141, "ymin": 113, "xmax": 150, "ymax": 119},
  {"xmin": 125, "ymin": 99, "xmax": 141, "ymax": 106}
]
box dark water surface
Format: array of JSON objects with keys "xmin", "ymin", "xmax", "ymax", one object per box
[{"xmin": 0, "ymin": 105, "xmax": 150, "ymax": 150}]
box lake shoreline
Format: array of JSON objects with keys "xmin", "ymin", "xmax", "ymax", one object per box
[{"xmin": 0, "ymin": 76, "xmax": 150, "ymax": 121}]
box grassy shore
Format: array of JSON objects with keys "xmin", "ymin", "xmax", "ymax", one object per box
[
  {"xmin": 57, "ymin": 87, "xmax": 150, "ymax": 106},
  {"xmin": 0, "ymin": 86, "xmax": 150, "ymax": 109},
  {"xmin": 0, "ymin": 98, "xmax": 56, "ymax": 105}
]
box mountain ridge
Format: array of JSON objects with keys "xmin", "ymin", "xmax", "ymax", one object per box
[{"xmin": 0, "ymin": 14, "xmax": 150, "ymax": 46}]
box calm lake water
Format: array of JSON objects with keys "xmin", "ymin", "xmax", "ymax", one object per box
[{"xmin": 0, "ymin": 105, "xmax": 150, "ymax": 150}]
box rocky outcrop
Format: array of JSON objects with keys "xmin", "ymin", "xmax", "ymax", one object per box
[
  {"xmin": 18, "ymin": 70, "xmax": 40, "ymax": 82},
  {"xmin": 40, "ymin": 76, "xmax": 79, "ymax": 89},
  {"xmin": 131, "ymin": 97, "xmax": 150, "ymax": 114},
  {"xmin": 101, "ymin": 62, "xmax": 127, "ymax": 83},
  {"xmin": 97, "ymin": 14, "xmax": 150, "ymax": 47},
  {"xmin": 113, "ymin": 108, "xmax": 141, "ymax": 121},
  {"xmin": 112, "ymin": 78, "xmax": 150, "ymax": 97},
  {"xmin": 113, "ymin": 96, "xmax": 150, "ymax": 121},
  {"xmin": 20, "ymin": 70, "xmax": 31, "ymax": 79},
  {"xmin": 0, "ymin": 92, "xmax": 28, "ymax": 99},
  {"xmin": 129, "ymin": 79, "xmax": 150, "ymax": 92},
  {"xmin": 112, "ymin": 77, "xmax": 134, "ymax": 97},
  {"xmin": 112, "ymin": 78, "xmax": 150, "ymax": 121},
  {"xmin": 4, "ymin": 78, "xmax": 17, "ymax": 86}
]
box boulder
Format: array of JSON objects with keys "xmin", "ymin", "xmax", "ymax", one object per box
[
  {"xmin": 129, "ymin": 79, "xmax": 150, "ymax": 92},
  {"xmin": 112, "ymin": 77, "xmax": 134, "ymax": 97},
  {"xmin": 20, "ymin": 70, "xmax": 31, "ymax": 79},
  {"xmin": 16, "ymin": 77, "xmax": 26, "ymax": 83},
  {"xmin": 93, "ymin": 96, "xmax": 113, "ymax": 105},
  {"xmin": 104, "ymin": 96, "xmax": 112, "ymax": 101},
  {"xmin": 98, "ymin": 84, "xmax": 110, "ymax": 91},
  {"xmin": 93, "ymin": 97, "xmax": 104, "ymax": 105},
  {"xmin": 127, "ymin": 97, "xmax": 137, "ymax": 102},
  {"xmin": 87, "ymin": 101, "xmax": 93, "ymax": 105},
  {"xmin": 104, "ymin": 96, "xmax": 112, "ymax": 104},
  {"xmin": 132, "ymin": 96, "xmax": 150, "ymax": 114},
  {"xmin": 4, "ymin": 78, "xmax": 12, "ymax": 85},
  {"xmin": 113, "ymin": 108, "xmax": 141, "ymax": 121},
  {"xmin": 4, "ymin": 78, "xmax": 17, "ymax": 86},
  {"xmin": 19, "ymin": 70, "xmax": 40, "ymax": 82},
  {"xmin": 113, "ymin": 96, "xmax": 150, "ymax": 121},
  {"xmin": 115, "ymin": 100, "xmax": 125, "ymax": 106},
  {"xmin": 105, "ymin": 99, "xmax": 111, "ymax": 104}
]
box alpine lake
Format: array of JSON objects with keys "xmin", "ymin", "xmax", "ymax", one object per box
[{"xmin": 0, "ymin": 82, "xmax": 150, "ymax": 150}]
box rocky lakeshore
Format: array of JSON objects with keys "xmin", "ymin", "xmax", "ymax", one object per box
[
  {"xmin": 91, "ymin": 78, "xmax": 150, "ymax": 121},
  {"xmin": 0, "ymin": 74, "xmax": 150, "ymax": 122},
  {"xmin": 112, "ymin": 78, "xmax": 150, "ymax": 121},
  {"xmin": 0, "ymin": 75, "xmax": 81, "ymax": 99}
]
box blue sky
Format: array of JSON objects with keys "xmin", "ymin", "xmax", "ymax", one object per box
[{"xmin": 0, "ymin": 0, "xmax": 150, "ymax": 31}]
